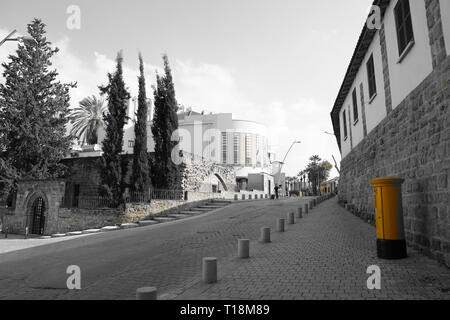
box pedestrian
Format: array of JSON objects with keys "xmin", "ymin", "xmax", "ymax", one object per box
[{"xmin": 274, "ymin": 185, "xmax": 279, "ymax": 199}]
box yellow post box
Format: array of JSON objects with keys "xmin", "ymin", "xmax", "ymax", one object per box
[{"xmin": 369, "ymin": 177, "xmax": 407, "ymax": 259}]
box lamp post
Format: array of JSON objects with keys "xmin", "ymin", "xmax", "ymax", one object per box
[
  {"xmin": 276, "ymin": 140, "xmax": 301, "ymax": 188},
  {"xmin": 0, "ymin": 29, "xmax": 35, "ymax": 48}
]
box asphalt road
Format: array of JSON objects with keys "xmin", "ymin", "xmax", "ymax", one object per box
[{"xmin": 0, "ymin": 197, "xmax": 310, "ymax": 300}]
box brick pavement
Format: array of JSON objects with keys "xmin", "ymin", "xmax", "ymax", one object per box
[{"xmin": 174, "ymin": 197, "xmax": 450, "ymax": 300}]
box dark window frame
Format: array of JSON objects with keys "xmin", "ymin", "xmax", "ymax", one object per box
[
  {"xmin": 352, "ymin": 89, "xmax": 359, "ymax": 124},
  {"xmin": 394, "ymin": 0, "xmax": 414, "ymax": 57},
  {"xmin": 366, "ymin": 54, "xmax": 377, "ymax": 100},
  {"xmin": 342, "ymin": 110, "xmax": 348, "ymax": 140}
]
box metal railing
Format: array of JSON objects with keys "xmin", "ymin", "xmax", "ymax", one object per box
[
  {"xmin": 62, "ymin": 196, "xmax": 117, "ymax": 209},
  {"xmin": 126, "ymin": 189, "xmax": 185, "ymax": 203}
]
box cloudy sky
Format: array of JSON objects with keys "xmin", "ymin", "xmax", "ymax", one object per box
[{"xmin": 0, "ymin": 0, "xmax": 373, "ymax": 178}]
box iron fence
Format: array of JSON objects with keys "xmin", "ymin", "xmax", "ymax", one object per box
[{"xmin": 126, "ymin": 189, "xmax": 185, "ymax": 202}]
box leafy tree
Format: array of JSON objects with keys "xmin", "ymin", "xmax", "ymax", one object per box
[
  {"xmin": 69, "ymin": 95, "xmax": 107, "ymax": 145},
  {"xmin": 302, "ymin": 155, "xmax": 333, "ymax": 196},
  {"xmin": 151, "ymin": 54, "xmax": 181, "ymax": 189},
  {"xmin": 131, "ymin": 53, "xmax": 150, "ymax": 192},
  {"xmin": 98, "ymin": 51, "xmax": 130, "ymax": 205},
  {"xmin": 0, "ymin": 19, "xmax": 75, "ymax": 203}
]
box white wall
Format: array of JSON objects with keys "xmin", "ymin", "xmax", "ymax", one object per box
[
  {"xmin": 384, "ymin": 0, "xmax": 433, "ymax": 109},
  {"xmin": 339, "ymin": 106, "xmax": 352, "ymax": 158},
  {"xmin": 363, "ymin": 32, "xmax": 388, "ymax": 134},
  {"xmin": 440, "ymin": 0, "xmax": 450, "ymax": 57}
]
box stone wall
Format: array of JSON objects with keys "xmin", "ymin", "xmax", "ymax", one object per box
[
  {"xmin": 339, "ymin": 55, "xmax": 450, "ymax": 267},
  {"xmin": 181, "ymin": 156, "xmax": 237, "ymax": 192},
  {"xmin": 5, "ymin": 180, "xmax": 66, "ymax": 235},
  {"xmin": 57, "ymin": 208, "xmax": 122, "ymax": 234}
]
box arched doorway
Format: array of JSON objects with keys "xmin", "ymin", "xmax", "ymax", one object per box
[
  {"xmin": 214, "ymin": 173, "xmax": 228, "ymax": 191},
  {"xmin": 30, "ymin": 196, "xmax": 46, "ymax": 235}
]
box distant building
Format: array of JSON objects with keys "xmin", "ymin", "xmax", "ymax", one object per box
[
  {"xmin": 330, "ymin": 0, "xmax": 450, "ymax": 266},
  {"xmin": 320, "ymin": 177, "xmax": 339, "ymax": 195},
  {"xmin": 70, "ymin": 102, "xmax": 279, "ymax": 194}
]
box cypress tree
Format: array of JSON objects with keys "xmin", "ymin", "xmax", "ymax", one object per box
[
  {"xmin": 0, "ymin": 19, "xmax": 75, "ymax": 203},
  {"xmin": 131, "ymin": 53, "xmax": 150, "ymax": 192},
  {"xmin": 151, "ymin": 54, "xmax": 181, "ymax": 189},
  {"xmin": 99, "ymin": 51, "xmax": 130, "ymax": 206}
]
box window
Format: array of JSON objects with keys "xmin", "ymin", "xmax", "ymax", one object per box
[
  {"xmin": 256, "ymin": 135, "xmax": 261, "ymax": 167},
  {"xmin": 343, "ymin": 110, "xmax": 348, "ymax": 139},
  {"xmin": 366, "ymin": 54, "xmax": 377, "ymax": 100},
  {"xmin": 394, "ymin": 0, "xmax": 414, "ymax": 57},
  {"xmin": 234, "ymin": 133, "xmax": 239, "ymax": 165},
  {"xmin": 352, "ymin": 89, "xmax": 359, "ymax": 124},
  {"xmin": 128, "ymin": 140, "xmax": 134, "ymax": 148},
  {"xmin": 221, "ymin": 132, "xmax": 227, "ymax": 164},
  {"xmin": 245, "ymin": 134, "xmax": 252, "ymax": 166}
]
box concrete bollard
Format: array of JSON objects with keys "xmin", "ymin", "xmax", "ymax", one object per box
[
  {"xmin": 260, "ymin": 227, "xmax": 271, "ymax": 243},
  {"xmin": 202, "ymin": 257, "xmax": 218, "ymax": 284},
  {"xmin": 287, "ymin": 212, "xmax": 295, "ymax": 225},
  {"xmin": 277, "ymin": 218, "xmax": 285, "ymax": 232},
  {"xmin": 304, "ymin": 203, "xmax": 309, "ymax": 214},
  {"xmin": 309, "ymin": 201, "xmax": 313, "ymax": 210},
  {"xmin": 238, "ymin": 239, "xmax": 250, "ymax": 259},
  {"xmin": 136, "ymin": 287, "xmax": 157, "ymax": 300},
  {"xmin": 297, "ymin": 207, "xmax": 303, "ymax": 219}
]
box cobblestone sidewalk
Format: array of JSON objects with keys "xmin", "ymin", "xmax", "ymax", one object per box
[{"xmin": 174, "ymin": 198, "xmax": 450, "ymax": 300}]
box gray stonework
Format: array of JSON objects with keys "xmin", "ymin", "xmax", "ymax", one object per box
[
  {"xmin": 425, "ymin": 0, "xmax": 447, "ymax": 69},
  {"xmin": 181, "ymin": 156, "xmax": 236, "ymax": 192},
  {"xmin": 4, "ymin": 180, "xmax": 66, "ymax": 235},
  {"xmin": 379, "ymin": 23, "xmax": 393, "ymax": 114},
  {"xmin": 339, "ymin": 55, "xmax": 450, "ymax": 267}
]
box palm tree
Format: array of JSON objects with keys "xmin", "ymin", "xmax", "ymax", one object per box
[{"xmin": 69, "ymin": 95, "xmax": 107, "ymax": 145}]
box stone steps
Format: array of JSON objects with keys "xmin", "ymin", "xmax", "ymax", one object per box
[
  {"xmin": 180, "ymin": 210, "xmax": 203, "ymax": 215},
  {"xmin": 82, "ymin": 229, "xmax": 101, "ymax": 234},
  {"xmin": 198, "ymin": 205, "xmax": 224, "ymax": 209},
  {"xmin": 153, "ymin": 217, "xmax": 177, "ymax": 223},
  {"xmin": 66, "ymin": 231, "xmax": 83, "ymax": 236},
  {"xmin": 120, "ymin": 223, "xmax": 139, "ymax": 229},
  {"xmin": 101, "ymin": 226, "xmax": 121, "ymax": 232},
  {"xmin": 51, "ymin": 233, "xmax": 66, "ymax": 238},
  {"xmin": 138, "ymin": 220, "xmax": 160, "ymax": 226},
  {"xmin": 191, "ymin": 207, "xmax": 213, "ymax": 211},
  {"xmin": 168, "ymin": 214, "xmax": 191, "ymax": 219}
]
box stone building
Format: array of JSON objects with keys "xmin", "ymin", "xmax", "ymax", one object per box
[{"xmin": 330, "ymin": 0, "xmax": 450, "ymax": 266}]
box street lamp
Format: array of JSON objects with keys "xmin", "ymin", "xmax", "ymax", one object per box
[
  {"xmin": 0, "ymin": 29, "xmax": 35, "ymax": 48},
  {"xmin": 276, "ymin": 140, "xmax": 301, "ymax": 187}
]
